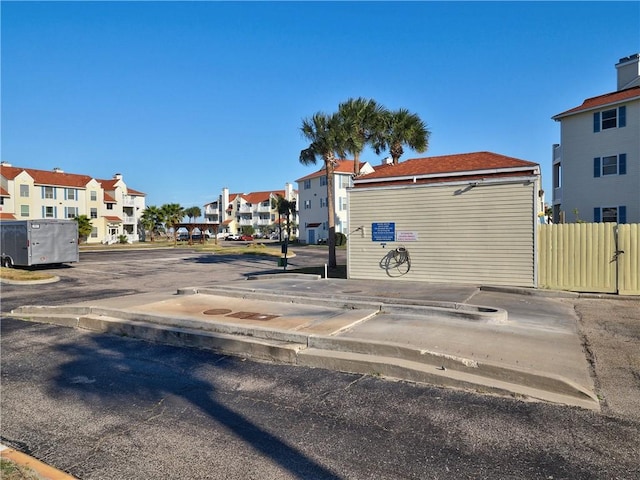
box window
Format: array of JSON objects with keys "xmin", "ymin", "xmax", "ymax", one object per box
[
  {"xmin": 303, "ymin": 200, "xmax": 311, "ymax": 210},
  {"xmin": 594, "ymin": 206, "xmax": 627, "ymax": 223},
  {"xmin": 593, "ymin": 106, "xmax": 626, "ymax": 132},
  {"xmin": 320, "ymin": 197, "xmax": 327, "ymax": 208},
  {"xmin": 106, "ymin": 203, "xmax": 114, "ymax": 210},
  {"xmin": 339, "ymin": 197, "xmax": 347, "ymax": 211},
  {"xmin": 90, "ymin": 208, "xmax": 98, "ymax": 219},
  {"xmin": 91, "ymin": 227, "xmax": 98, "ymax": 238},
  {"xmin": 44, "ymin": 206, "xmax": 55, "ymax": 218},
  {"xmin": 303, "ymin": 179, "xmax": 311, "ymax": 189},
  {"xmin": 66, "ymin": 188, "xmax": 77, "ymax": 200},
  {"xmin": 43, "ymin": 186, "xmax": 55, "ymax": 199},
  {"xmin": 20, "ymin": 205, "xmax": 29, "ymax": 217},
  {"xmin": 594, "ymin": 154, "xmax": 627, "ymax": 177},
  {"xmin": 66, "ymin": 207, "xmax": 79, "ymax": 218},
  {"xmin": 20, "ymin": 184, "xmax": 29, "ymax": 197},
  {"xmin": 339, "ymin": 175, "xmax": 351, "ymax": 188},
  {"xmin": 90, "ymin": 191, "xmax": 97, "ymax": 201},
  {"xmin": 553, "ymin": 163, "xmax": 561, "ymax": 189},
  {"xmin": 320, "ymin": 175, "xmax": 327, "ymax": 186}
]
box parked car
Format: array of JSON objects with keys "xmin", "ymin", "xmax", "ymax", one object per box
[
  {"xmin": 317, "ymin": 238, "xmax": 327, "ymax": 244},
  {"xmin": 240, "ymin": 234, "xmax": 254, "ymax": 241},
  {"xmin": 226, "ymin": 234, "xmax": 241, "ymax": 241}
]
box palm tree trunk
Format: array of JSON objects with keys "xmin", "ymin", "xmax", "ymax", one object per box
[
  {"xmin": 353, "ymin": 152, "xmax": 360, "ymax": 176},
  {"xmin": 325, "ymin": 155, "xmax": 337, "ymax": 269}
]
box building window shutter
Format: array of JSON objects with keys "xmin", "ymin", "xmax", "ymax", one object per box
[
  {"xmin": 593, "ymin": 208, "xmax": 601, "ymax": 223},
  {"xmin": 619, "ymin": 154, "xmax": 626, "ymax": 175},
  {"xmin": 619, "ymin": 106, "xmax": 626, "ymax": 128},
  {"xmin": 42, "ymin": 206, "xmax": 45, "ymax": 217},
  {"xmin": 593, "ymin": 157, "xmax": 601, "ymax": 177},
  {"xmin": 619, "ymin": 206, "xmax": 627, "ymax": 224},
  {"xmin": 593, "ymin": 112, "xmax": 600, "ymax": 132}
]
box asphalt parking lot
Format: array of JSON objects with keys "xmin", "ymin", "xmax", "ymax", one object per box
[{"xmin": 1, "ymin": 246, "xmax": 640, "ymax": 479}]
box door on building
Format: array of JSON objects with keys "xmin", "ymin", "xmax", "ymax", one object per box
[{"xmin": 308, "ymin": 229, "xmax": 315, "ymax": 245}]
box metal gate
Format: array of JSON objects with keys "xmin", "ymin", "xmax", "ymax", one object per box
[{"xmin": 538, "ymin": 223, "xmax": 639, "ymax": 295}]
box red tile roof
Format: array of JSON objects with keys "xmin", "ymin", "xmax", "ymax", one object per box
[
  {"xmin": 0, "ymin": 187, "xmax": 9, "ymax": 197},
  {"xmin": 103, "ymin": 192, "xmax": 116, "ymax": 203},
  {"xmin": 553, "ymin": 86, "xmax": 640, "ymax": 119},
  {"xmin": 1, "ymin": 165, "xmax": 145, "ymax": 195},
  {"xmin": 357, "ymin": 152, "xmax": 538, "ymax": 183},
  {"xmin": 104, "ymin": 216, "xmax": 122, "ymax": 222},
  {"xmin": 99, "ymin": 179, "xmax": 119, "ymax": 190},
  {"xmin": 0, "ymin": 165, "xmax": 93, "ymax": 187},
  {"xmin": 0, "ymin": 212, "xmax": 17, "ymax": 219},
  {"xmin": 296, "ymin": 159, "xmax": 362, "ymax": 182},
  {"xmin": 242, "ymin": 190, "xmax": 285, "ymax": 204},
  {"xmin": 127, "ymin": 187, "xmax": 145, "ymax": 196}
]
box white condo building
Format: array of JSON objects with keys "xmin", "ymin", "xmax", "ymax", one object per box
[
  {"xmin": 296, "ymin": 159, "xmax": 374, "ymax": 244},
  {"xmin": 552, "ymin": 53, "xmax": 640, "ymax": 223}
]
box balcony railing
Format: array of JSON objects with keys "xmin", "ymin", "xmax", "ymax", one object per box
[{"xmin": 122, "ymin": 196, "xmax": 137, "ymax": 207}]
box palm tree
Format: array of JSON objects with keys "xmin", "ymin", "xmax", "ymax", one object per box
[
  {"xmin": 273, "ymin": 195, "xmax": 297, "ymax": 241},
  {"xmin": 140, "ymin": 205, "xmax": 164, "ymax": 242},
  {"xmin": 272, "ymin": 195, "xmax": 287, "ymax": 242},
  {"xmin": 160, "ymin": 203, "xmax": 185, "ymax": 244},
  {"xmin": 74, "ymin": 215, "xmax": 93, "ymax": 243},
  {"xmin": 375, "ymin": 108, "xmax": 430, "ymax": 165},
  {"xmin": 185, "ymin": 206, "xmax": 201, "ymax": 223},
  {"xmin": 300, "ymin": 112, "xmax": 347, "ymax": 269},
  {"xmin": 338, "ymin": 97, "xmax": 387, "ymax": 176},
  {"xmin": 184, "ymin": 206, "xmax": 202, "ymax": 241}
]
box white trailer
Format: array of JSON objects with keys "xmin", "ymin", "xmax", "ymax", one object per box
[{"xmin": 0, "ymin": 219, "xmax": 79, "ymax": 268}]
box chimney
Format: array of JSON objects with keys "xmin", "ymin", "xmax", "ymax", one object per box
[
  {"xmin": 222, "ymin": 187, "xmax": 230, "ymax": 219},
  {"xmin": 615, "ymin": 53, "xmax": 640, "ymax": 90},
  {"xmin": 285, "ymin": 182, "xmax": 293, "ymax": 201},
  {"xmin": 53, "ymin": 167, "xmax": 64, "ymax": 173},
  {"xmin": 113, "ymin": 173, "xmax": 123, "ymax": 180},
  {"xmin": 0, "ymin": 161, "xmax": 12, "ymax": 167},
  {"xmin": 381, "ymin": 157, "xmax": 393, "ymax": 165}
]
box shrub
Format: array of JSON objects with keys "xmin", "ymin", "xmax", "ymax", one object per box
[{"xmin": 335, "ymin": 232, "xmax": 347, "ymax": 246}]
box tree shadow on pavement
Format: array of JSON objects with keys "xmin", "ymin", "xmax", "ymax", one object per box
[{"xmin": 48, "ymin": 332, "xmax": 342, "ymax": 479}]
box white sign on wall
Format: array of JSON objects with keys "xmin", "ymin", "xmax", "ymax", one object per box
[{"xmin": 396, "ymin": 231, "xmax": 418, "ymax": 242}]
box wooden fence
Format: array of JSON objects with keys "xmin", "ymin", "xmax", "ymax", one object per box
[{"xmin": 538, "ymin": 223, "xmax": 639, "ymax": 295}]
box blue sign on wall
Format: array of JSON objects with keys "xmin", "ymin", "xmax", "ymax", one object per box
[{"xmin": 371, "ymin": 222, "xmax": 395, "ymax": 242}]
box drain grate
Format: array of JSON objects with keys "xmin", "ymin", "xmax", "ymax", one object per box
[
  {"xmin": 227, "ymin": 311, "xmax": 280, "ymax": 321},
  {"xmin": 203, "ymin": 308, "xmax": 233, "ymax": 315}
]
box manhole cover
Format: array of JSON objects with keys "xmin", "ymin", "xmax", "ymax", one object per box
[
  {"xmin": 203, "ymin": 308, "xmax": 233, "ymax": 315},
  {"xmin": 227, "ymin": 311, "xmax": 280, "ymax": 321}
]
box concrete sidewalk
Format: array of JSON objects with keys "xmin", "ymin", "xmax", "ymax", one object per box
[{"xmin": 8, "ymin": 274, "xmax": 598, "ymax": 410}]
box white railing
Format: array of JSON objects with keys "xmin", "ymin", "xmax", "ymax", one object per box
[{"xmin": 122, "ymin": 196, "xmax": 136, "ymax": 207}]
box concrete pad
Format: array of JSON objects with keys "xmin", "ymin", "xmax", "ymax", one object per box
[{"xmin": 8, "ymin": 276, "xmax": 599, "ymax": 410}]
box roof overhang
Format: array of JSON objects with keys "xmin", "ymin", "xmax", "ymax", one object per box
[{"xmin": 354, "ymin": 165, "xmax": 540, "ymax": 186}]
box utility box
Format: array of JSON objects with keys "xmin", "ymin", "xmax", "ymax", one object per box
[{"xmin": 0, "ymin": 219, "xmax": 79, "ymax": 268}]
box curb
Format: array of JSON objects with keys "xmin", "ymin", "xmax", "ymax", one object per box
[
  {"xmin": 0, "ymin": 276, "xmax": 60, "ymax": 285},
  {"xmin": 8, "ymin": 304, "xmax": 599, "ymax": 410},
  {"xmin": 1, "ymin": 444, "xmax": 76, "ymax": 479}
]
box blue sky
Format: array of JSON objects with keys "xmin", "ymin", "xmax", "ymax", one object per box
[{"xmin": 2, "ymin": 1, "xmax": 639, "ymax": 208}]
